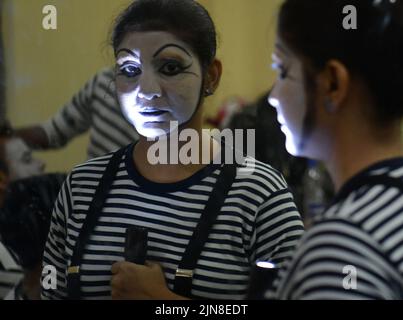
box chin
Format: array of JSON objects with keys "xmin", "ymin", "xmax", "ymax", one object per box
[
  {"xmin": 137, "ymin": 122, "xmax": 179, "ymax": 140},
  {"xmin": 285, "ymin": 141, "xmax": 300, "ymax": 157}
]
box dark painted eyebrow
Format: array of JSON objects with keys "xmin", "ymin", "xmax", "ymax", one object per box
[
  {"xmin": 115, "ymin": 48, "xmax": 139, "ymax": 58},
  {"xmin": 153, "ymin": 44, "xmax": 191, "ymax": 58}
]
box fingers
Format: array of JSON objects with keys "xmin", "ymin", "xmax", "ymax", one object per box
[
  {"xmin": 111, "ymin": 261, "xmax": 124, "ymax": 274},
  {"xmin": 112, "ymin": 260, "xmax": 157, "ymax": 276}
]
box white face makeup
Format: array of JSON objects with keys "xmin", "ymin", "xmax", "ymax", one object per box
[
  {"xmin": 115, "ymin": 31, "xmax": 203, "ymax": 139},
  {"xmin": 269, "ymin": 37, "xmax": 308, "ymax": 157},
  {"xmin": 5, "ymin": 138, "xmax": 45, "ymax": 181}
]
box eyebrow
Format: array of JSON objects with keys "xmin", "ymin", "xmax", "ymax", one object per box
[
  {"xmin": 115, "ymin": 48, "xmax": 139, "ymax": 58},
  {"xmin": 153, "ymin": 44, "xmax": 192, "ymax": 58}
]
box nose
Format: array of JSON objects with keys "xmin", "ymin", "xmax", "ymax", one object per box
[
  {"xmin": 268, "ymin": 86, "xmax": 280, "ymax": 109},
  {"xmin": 137, "ymin": 73, "xmax": 162, "ymax": 100}
]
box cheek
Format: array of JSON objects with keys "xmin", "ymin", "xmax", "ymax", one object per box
[
  {"xmin": 280, "ymin": 83, "xmax": 306, "ymax": 130},
  {"xmin": 116, "ymin": 78, "xmax": 137, "ymax": 99},
  {"xmin": 166, "ymin": 78, "xmax": 201, "ymax": 110}
]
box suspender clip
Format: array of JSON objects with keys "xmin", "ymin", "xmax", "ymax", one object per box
[
  {"xmin": 67, "ymin": 266, "xmax": 80, "ymax": 274},
  {"xmin": 175, "ymin": 268, "xmax": 193, "ymax": 278}
]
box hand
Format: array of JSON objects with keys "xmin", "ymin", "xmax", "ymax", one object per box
[{"xmin": 111, "ymin": 261, "xmax": 178, "ymax": 300}]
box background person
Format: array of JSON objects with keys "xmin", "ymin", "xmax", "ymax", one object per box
[
  {"xmin": 13, "ymin": 68, "xmax": 139, "ymax": 159},
  {"xmin": 0, "ymin": 130, "xmax": 46, "ymax": 299},
  {"xmin": 268, "ymin": 0, "xmax": 403, "ymax": 299},
  {"xmin": 0, "ymin": 173, "xmax": 66, "ymax": 300}
]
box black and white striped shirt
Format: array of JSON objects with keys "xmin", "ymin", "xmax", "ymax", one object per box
[
  {"xmin": 0, "ymin": 242, "xmax": 23, "ymax": 299},
  {"xmin": 40, "ymin": 68, "xmax": 139, "ymax": 159},
  {"xmin": 42, "ymin": 143, "xmax": 304, "ymax": 300},
  {"xmin": 272, "ymin": 158, "xmax": 403, "ymax": 300}
]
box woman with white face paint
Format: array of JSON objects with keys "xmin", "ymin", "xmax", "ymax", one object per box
[
  {"xmin": 0, "ymin": 135, "xmax": 45, "ymax": 299},
  {"xmin": 41, "ymin": 0, "xmax": 304, "ymax": 300},
  {"xmin": 2, "ymin": 137, "xmax": 45, "ymax": 181},
  {"xmin": 268, "ymin": 0, "xmax": 403, "ymax": 300}
]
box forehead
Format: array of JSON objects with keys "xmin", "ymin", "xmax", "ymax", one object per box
[{"xmin": 116, "ymin": 31, "xmax": 195, "ymax": 58}]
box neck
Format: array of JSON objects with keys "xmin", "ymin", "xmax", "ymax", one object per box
[
  {"xmin": 325, "ymin": 122, "xmax": 403, "ymax": 191},
  {"xmin": 134, "ymin": 116, "xmax": 220, "ymax": 183}
]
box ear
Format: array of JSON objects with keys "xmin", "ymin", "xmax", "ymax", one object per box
[
  {"xmin": 319, "ymin": 59, "xmax": 350, "ymax": 113},
  {"xmin": 205, "ymin": 58, "xmax": 222, "ymax": 95}
]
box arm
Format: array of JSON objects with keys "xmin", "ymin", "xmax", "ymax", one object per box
[
  {"xmin": 16, "ymin": 71, "xmax": 101, "ymax": 150},
  {"xmin": 254, "ymin": 187, "xmax": 305, "ymax": 267},
  {"xmin": 14, "ymin": 126, "xmax": 49, "ymax": 149},
  {"xmin": 41, "ymin": 175, "xmax": 72, "ymax": 300}
]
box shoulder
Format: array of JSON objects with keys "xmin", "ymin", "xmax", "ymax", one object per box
[
  {"xmin": 70, "ymin": 148, "xmax": 124, "ymax": 182},
  {"xmin": 93, "ymin": 67, "xmax": 115, "ymax": 83},
  {"xmin": 277, "ymin": 215, "xmax": 403, "ymax": 299},
  {"xmin": 233, "ymin": 156, "xmax": 289, "ymax": 195}
]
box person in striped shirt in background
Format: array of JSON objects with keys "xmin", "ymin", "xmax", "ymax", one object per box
[
  {"xmin": 41, "ymin": 0, "xmax": 304, "ymax": 300},
  {"xmin": 267, "ymin": 0, "xmax": 403, "ymax": 299},
  {"xmin": 13, "ymin": 67, "xmax": 139, "ymax": 160}
]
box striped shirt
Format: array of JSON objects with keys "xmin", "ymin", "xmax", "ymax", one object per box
[
  {"xmin": 271, "ymin": 158, "xmax": 403, "ymax": 300},
  {"xmin": 41, "ymin": 67, "xmax": 139, "ymax": 159},
  {"xmin": 42, "ymin": 143, "xmax": 304, "ymax": 300},
  {"xmin": 0, "ymin": 242, "xmax": 23, "ymax": 299}
]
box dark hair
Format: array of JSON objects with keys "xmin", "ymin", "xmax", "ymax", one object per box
[
  {"xmin": 0, "ymin": 121, "xmax": 14, "ymax": 174},
  {"xmin": 0, "ymin": 173, "xmax": 66, "ymax": 270},
  {"xmin": 111, "ymin": 0, "xmax": 217, "ymax": 71},
  {"xmin": 278, "ymin": 0, "xmax": 403, "ymax": 123}
]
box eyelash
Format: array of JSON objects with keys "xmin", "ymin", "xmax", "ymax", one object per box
[
  {"xmin": 118, "ymin": 64, "xmax": 141, "ymax": 78},
  {"xmin": 272, "ymin": 62, "xmax": 289, "ymax": 80},
  {"xmin": 117, "ymin": 60, "xmax": 188, "ymax": 78},
  {"xmin": 159, "ymin": 60, "xmax": 187, "ymax": 76}
]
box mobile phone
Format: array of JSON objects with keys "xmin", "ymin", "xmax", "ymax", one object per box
[{"xmin": 124, "ymin": 226, "xmax": 148, "ymax": 265}]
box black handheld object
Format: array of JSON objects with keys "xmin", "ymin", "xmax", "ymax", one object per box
[
  {"xmin": 124, "ymin": 226, "xmax": 148, "ymax": 265},
  {"xmin": 246, "ymin": 261, "xmax": 279, "ymax": 300}
]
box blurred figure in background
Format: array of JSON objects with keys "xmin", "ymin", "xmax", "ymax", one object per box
[
  {"xmin": 13, "ymin": 67, "xmax": 139, "ymax": 159},
  {"xmin": 0, "ymin": 129, "xmax": 46, "ymax": 299},
  {"xmin": 208, "ymin": 92, "xmax": 334, "ymax": 226},
  {"xmin": 0, "ymin": 173, "xmax": 66, "ymax": 299}
]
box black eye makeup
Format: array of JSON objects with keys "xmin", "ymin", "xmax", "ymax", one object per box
[
  {"xmin": 157, "ymin": 59, "xmax": 194, "ymax": 76},
  {"xmin": 272, "ymin": 62, "xmax": 290, "ymax": 80},
  {"xmin": 117, "ymin": 62, "xmax": 142, "ymax": 78}
]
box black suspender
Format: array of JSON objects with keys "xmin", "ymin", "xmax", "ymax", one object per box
[
  {"xmin": 66, "ymin": 145, "xmax": 238, "ymax": 299},
  {"xmin": 173, "ymin": 161, "xmax": 237, "ymax": 298},
  {"xmin": 67, "ymin": 147, "xmax": 125, "ymax": 300}
]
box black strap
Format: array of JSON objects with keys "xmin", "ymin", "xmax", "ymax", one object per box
[
  {"xmin": 67, "ymin": 147, "xmax": 126, "ymax": 300},
  {"xmin": 173, "ymin": 160, "xmax": 237, "ymax": 298}
]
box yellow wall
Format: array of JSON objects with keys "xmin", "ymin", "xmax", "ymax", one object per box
[{"xmin": 3, "ymin": 0, "xmax": 282, "ymax": 173}]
